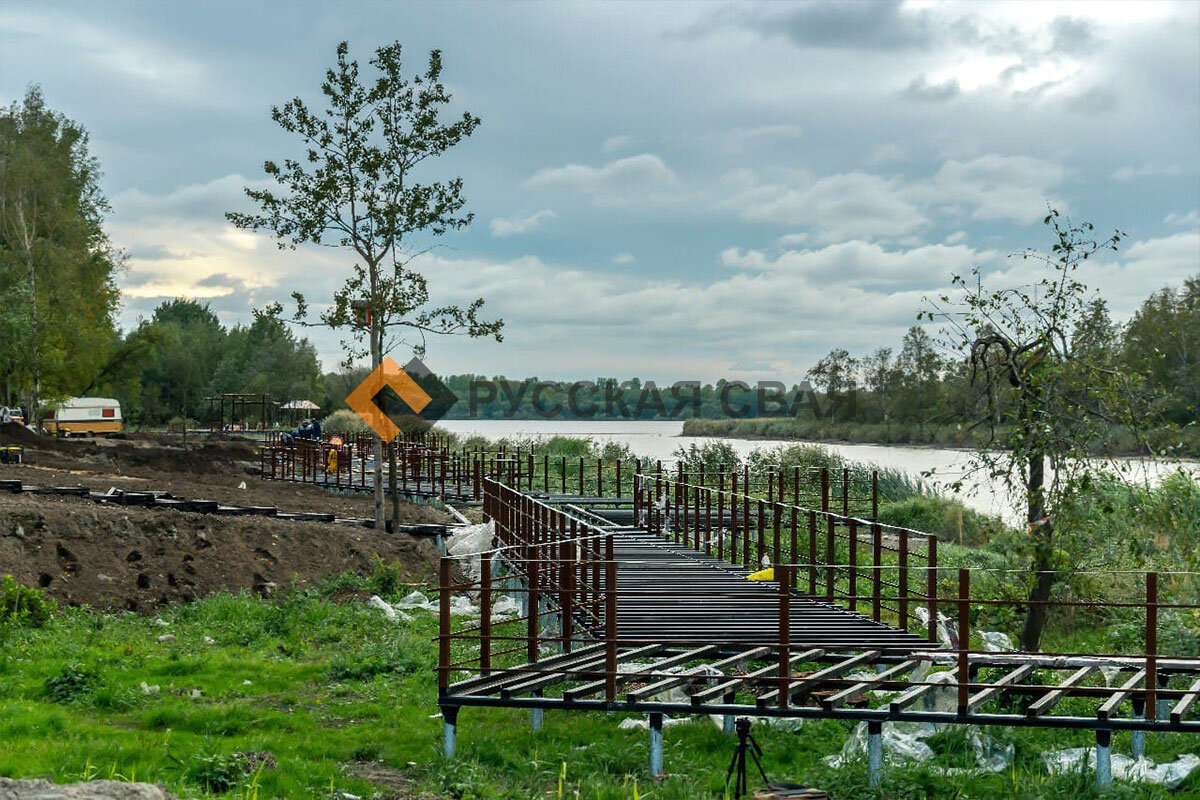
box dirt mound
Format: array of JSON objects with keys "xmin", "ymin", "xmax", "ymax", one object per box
[
  {"xmin": 0, "ymin": 421, "xmax": 44, "ymax": 447},
  {"xmin": 0, "ymin": 492, "xmax": 438, "ymax": 610},
  {"xmin": 2, "ymin": 430, "xmax": 261, "ymax": 474}
]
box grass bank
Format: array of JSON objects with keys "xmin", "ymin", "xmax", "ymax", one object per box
[{"xmin": 680, "ymin": 418, "xmax": 1200, "ymax": 458}]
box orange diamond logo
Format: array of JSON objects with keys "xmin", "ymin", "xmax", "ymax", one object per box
[{"xmin": 346, "ymin": 357, "xmax": 433, "ymax": 442}]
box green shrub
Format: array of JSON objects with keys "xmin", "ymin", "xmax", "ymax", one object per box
[
  {"xmin": 367, "ymin": 556, "xmax": 404, "ymax": 597},
  {"xmin": 186, "ymin": 753, "xmax": 245, "ymax": 793},
  {"xmin": 878, "ymin": 496, "xmax": 1006, "ymax": 546},
  {"xmin": 1, "ymin": 574, "xmax": 55, "ymax": 628},
  {"xmin": 322, "ymin": 408, "xmax": 371, "ymax": 434},
  {"xmin": 43, "ymin": 663, "xmax": 99, "ymax": 704}
]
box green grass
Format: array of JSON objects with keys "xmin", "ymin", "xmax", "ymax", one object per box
[{"xmin": 2, "ymin": 583, "xmax": 1197, "ymax": 799}]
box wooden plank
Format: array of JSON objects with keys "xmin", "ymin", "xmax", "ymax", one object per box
[
  {"xmin": 889, "ymin": 668, "xmax": 958, "ymax": 714},
  {"xmin": 821, "ymin": 659, "xmax": 918, "ymax": 711},
  {"xmin": 1027, "ymin": 666, "xmax": 1097, "ymax": 718},
  {"xmin": 1170, "ymin": 676, "xmax": 1200, "ymax": 725},
  {"xmin": 690, "ymin": 648, "xmax": 825, "ymax": 704},
  {"xmin": 966, "ymin": 664, "xmax": 1036, "ymax": 714},
  {"xmin": 1096, "ymin": 669, "xmax": 1146, "ymax": 721},
  {"xmin": 626, "ymin": 646, "xmax": 768, "ymax": 702},
  {"xmin": 557, "ymin": 644, "xmax": 670, "ymax": 700},
  {"xmin": 757, "ymin": 650, "xmax": 880, "ymax": 707}
]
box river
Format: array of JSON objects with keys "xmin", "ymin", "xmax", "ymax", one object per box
[{"xmin": 435, "ymin": 419, "xmax": 1198, "ymax": 524}]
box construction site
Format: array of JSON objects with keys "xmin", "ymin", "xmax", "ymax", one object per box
[{"xmin": 2, "ymin": 422, "xmax": 1196, "ymax": 798}]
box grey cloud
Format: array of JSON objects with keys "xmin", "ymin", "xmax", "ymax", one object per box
[
  {"xmin": 903, "ymin": 75, "xmax": 960, "ymax": 102},
  {"xmin": 1050, "ymin": 17, "xmax": 1099, "ymax": 55},
  {"xmin": 1063, "ymin": 85, "xmax": 1118, "ymax": 115},
  {"xmin": 734, "ymin": 0, "xmax": 931, "ymax": 51}
]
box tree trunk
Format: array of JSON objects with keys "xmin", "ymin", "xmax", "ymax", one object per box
[
  {"xmin": 389, "ymin": 441, "xmax": 400, "ymax": 532},
  {"xmin": 1019, "ymin": 449, "xmax": 1054, "ymax": 651},
  {"xmin": 370, "ymin": 319, "xmax": 384, "ymax": 531},
  {"xmin": 25, "ymin": 246, "xmax": 39, "ymax": 430}
]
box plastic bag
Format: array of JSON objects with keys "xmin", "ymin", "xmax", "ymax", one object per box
[
  {"xmin": 1043, "ymin": 749, "xmax": 1200, "ymax": 788},
  {"xmin": 445, "ymin": 521, "xmax": 496, "ymax": 582}
]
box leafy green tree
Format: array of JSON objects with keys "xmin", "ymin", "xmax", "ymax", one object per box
[
  {"xmin": 228, "ymin": 41, "xmax": 503, "ymax": 529},
  {"xmin": 896, "ymin": 326, "xmax": 942, "ymax": 435},
  {"xmin": 806, "ymin": 348, "xmax": 860, "ymax": 396},
  {"xmin": 212, "ymin": 314, "xmax": 321, "ymax": 409},
  {"xmin": 132, "ymin": 300, "xmax": 227, "ymax": 423},
  {"xmin": 0, "ymin": 85, "xmax": 121, "ymax": 422},
  {"xmin": 1124, "ymin": 277, "xmax": 1200, "ymax": 426},
  {"xmin": 925, "ymin": 211, "xmax": 1146, "ymax": 651}
]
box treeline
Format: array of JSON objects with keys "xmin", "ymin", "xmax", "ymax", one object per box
[{"xmin": 0, "ymin": 88, "xmax": 324, "ymax": 426}]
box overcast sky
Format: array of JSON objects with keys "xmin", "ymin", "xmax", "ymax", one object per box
[{"xmin": 2, "ymin": 1, "xmax": 1198, "ymax": 382}]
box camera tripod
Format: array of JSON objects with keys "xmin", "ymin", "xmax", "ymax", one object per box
[{"xmin": 724, "ymin": 717, "xmax": 770, "ymax": 799}]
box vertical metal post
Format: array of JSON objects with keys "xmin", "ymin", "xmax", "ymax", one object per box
[
  {"xmin": 648, "ymin": 713, "xmax": 664, "ymax": 776},
  {"xmin": 872, "ymin": 471, "xmax": 879, "ymax": 519},
  {"xmin": 480, "ymin": 552, "xmax": 492, "ymax": 675},
  {"xmin": 848, "ymin": 518, "xmax": 858, "ymax": 613},
  {"xmin": 867, "ymin": 720, "xmax": 883, "ymax": 788},
  {"xmin": 1146, "ymin": 571, "xmax": 1157, "ymax": 721},
  {"xmin": 772, "ymin": 502, "xmax": 781, "ymax": 567},
  {"xmin": 957, "ymin": 569, "xmax": 970, "ymax": 715},
  {"xmin": 730, "ymin": 473, "xmax": 739, "ymax": 563},
  {"xmin": 1132, "ymin": 698, "xmax": 1146, "ymax": 758},
  {"xmin": 442, "ymin": 706, "xmax": 458, "ymax": 759},
  {"xmin": 807, "ymin": 511, "xmax": 818, "ymax": 595},
  {"xmin": 825, "ymin": 516, "xmax": 835, "ymax": 602},
  {"xmin": 1095, "ymin": 730, "xmax": 1112, "ymax": 790},
  {"xmin": 927, "ymin": 537, "xmax": 938, "ymax": 643},
  {"xmin": 778, "ymin": 565, "xmax": 791, "ymax": 708},
  {"xmin": 438, "ymin": 557, "xmax": 452, "ymax": 694},
  {"xmin": 605, "ymin": 559, "xmax": 618, "ymax": 701},
  {"xmin": 899, "ymin": 532, "xmax": 909, "ymax": 630},
  {"xmin": 757, "ymin": 499, "xmax": 766, "ymax": 568}
]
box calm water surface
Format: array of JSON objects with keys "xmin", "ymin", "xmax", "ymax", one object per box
[{"xmin": 435, "ymin": 419, "xmax": 1197, "ymax": 524}]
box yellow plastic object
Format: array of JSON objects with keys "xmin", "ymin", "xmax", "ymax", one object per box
[{"xmin": 746, "ymin": 567, "xmax": 774, "ymax": 581}]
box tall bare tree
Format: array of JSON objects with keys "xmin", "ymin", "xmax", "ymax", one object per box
[
  {"xmin": 925, "ymin": 211, "xmax": 1146, "ymax": 651},
  {"xmin": 229, "ymin": 42, "xmax": 502, "ymax": 529}
]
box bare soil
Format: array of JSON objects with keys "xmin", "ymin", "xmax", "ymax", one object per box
[
  {"xmin": 0, "ymin": 428, "xmax": 449, "ymax": 610},
  {"xmin": 0, "ymin": 426, "xmax": 449, "ymax": 521},
  {"xmin": 0, "ymin": 492, "xmax": 439, "ymax": 610}
]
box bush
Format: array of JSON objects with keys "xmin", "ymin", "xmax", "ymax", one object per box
[
  {"xmin": 322, "ymin": 409, "xmax": 371, "ymax": 435},
  {"xmin": 877, "ymin": 496, "xmax": 1006, "ymax": 546},
  {"xmin": 43, "ymin": 663, "xmax": 99, "ymax": 704},
  {"xmin": 367, "ymin": 556, "xmax": 404, "ymax": 597},
  {"xmin": 2, "ymin": 575, "xmax": 55, "ymax": 628}
]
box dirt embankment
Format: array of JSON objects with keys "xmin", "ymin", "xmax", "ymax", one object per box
[
  {"xmin": 0, "ymin": 426, "xmax": 449, "ymax": 521},
  {"xmin": 0, "ymin": 492, "xmax": 439, "ymax": 610}
]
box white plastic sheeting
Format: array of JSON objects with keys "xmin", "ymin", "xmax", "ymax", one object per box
[
  {"xmin": 368, "ymin": 594, "xmax": 410, "ymax": 621},
  {"xmin": 446, "ymin": 521, "xmax": 496, "ymax": 582},
  {"xmin": 825, "ymin": 722, "xmax": 1013, "ymax": 775},
  {"xmin": 1043, "ymin": 749, "xmax": 1199, "ymax": 789}
]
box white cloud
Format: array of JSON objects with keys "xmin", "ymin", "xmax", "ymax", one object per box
[
  {"xmin": 602, "ymin": 134, "xmax": 634, "ymax": 153},
  {"xmin": 525, "ymin": 153, "xmax": 680, "ymax": 205},
  {"xmin": 489, "ymin": 209, "xmax": 556, "ymax": 238},
  {"xmin": 1164, "ymin": 209, "xmax": 1200, "ymax": 228},
  {"xmin": 720, "ymin": 240, "xmax": 991, "ymax": 287},
  {"xmin": 728, "ymin": 171, "xmax": 928, "ymax": 241},
  {"xmin": 611, "ymin": 252, "xmax": 635, "ymax": 264},
  {"xmin": 924, "ymin": 154, "xmax": 1066, "ymax": 222},
  {"xmin": 1111, "ymin": 161, "xmax": 1185, "ymax": 181}
]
